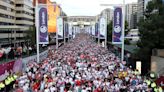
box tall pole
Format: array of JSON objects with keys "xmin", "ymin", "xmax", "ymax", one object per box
[
  {"xmin": 98, "ymin": 18, "xmax": 100, "ymax": 45},
  {"xmin": 105, "ymin": 14, "xmax": 107, "ymax": 49},
  {"xmin": 35, "ymin": 0, "xmax": 40, "ymax": 63},
  {"xmin": 121, "ymin": 0, "xmax": 125, "ymax": 61},
  {"xmin": 56, "ymin": 24, "xmax": 58, "ymax": 49},
  {"xmin": 64, "ymin": 20, "xmax": 66, "ymax": 45}
]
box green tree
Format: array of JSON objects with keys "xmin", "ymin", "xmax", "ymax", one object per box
[
  {"xmin": 25, "ymin": 26, "xmax": 36, "ymax": 45},
  {"xmin": 137, "ymin": 0, "xmax": 164, "ymax": 73}
]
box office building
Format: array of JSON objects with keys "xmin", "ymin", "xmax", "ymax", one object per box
[{"xmin": 125, "ymin": 3, "xmax": 138, "ymax": 29}]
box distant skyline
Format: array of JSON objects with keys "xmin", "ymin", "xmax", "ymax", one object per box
[{"xmin": 50, "ymin": 0, "xmax": 137, "ymax": 16}]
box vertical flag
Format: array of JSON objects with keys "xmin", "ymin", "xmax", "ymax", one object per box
[
  {"xmin": 69, "ymin": 24, "xmax": 72, "ymax": 37},
  {"xmin": 99, "ymin": 17, "xmax": 106, "ymax": 39},
  {"xmin": 65, "ymin": 23, "xmax": 69, "ymax": 38},
  {"xmin": 57, "ymin": 17, "xmax": 63, "ymax": 39},
  {"xmin": 112, "ymin": 7, "xmax": 123, "ymax": 44},
  {"xmin": 95, "ymin": 23, "xmax": 98, "ymax": 38},
  {"xmin": 38, "ymin": 5, "xmax": 49, "ymax": 44},
  {"xmin": 92, "ymin": 25, "xmax": 95, "ymax": 36}
]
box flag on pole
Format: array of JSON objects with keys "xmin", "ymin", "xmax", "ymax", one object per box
[
  {"xmin": 112, "ymin": 7, "xmax": 123, "ymax": 44},
  {"xmin": 38, "ymin": 4, "xmax": 49, "ymax": 44},
  {"xmin": 99, "ymin": 17, "xmax": 106, "ymax": 39},
  {"xmin": 92, "ymin": 25, "xmax": 95, "ymax": 36},
  {"xmin": 57, "ymin": 17, "xmax": 63, "ymax": 39},
  {"xmin": 69, "ymin": 24, "xmax": 72, "ymax": 37}
]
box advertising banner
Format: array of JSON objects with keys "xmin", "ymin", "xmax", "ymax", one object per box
[
  {"xmin": 65, "ymin": 23, "xmax": 69, "ymax": 38},
  {"xmin": 0, "ymin": 61, "xmax": 15, "ymax": 81},
  {"xmin": 38, "ymin": 5, "xmax": 49, "ymax": 44},
  {"xmin": 13, "ymin": 58, "xmax": 22, "ymax": 74},
  {"xmin": 112, "ymin": 7, "xmax": 123, "ymax": 44},
  {"xmin": 57, "ymin": 17, "xmax": 63, "ymax": 39},
  {"xmin": 99, "ymin": 17, "xmax": 106, "ymax": 39},
  {"xmin": 95, "ymin": 23, "xmax": 99, "ymax": 37},
  {"xmin": 92, "ymin": 25, "xmax": 95, "ymax": 36},
  {"xmin": 69, "ymin": 24, "xmax": 72, "ymax": 37}
]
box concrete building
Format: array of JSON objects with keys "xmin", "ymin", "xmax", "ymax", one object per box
[
  {"xmin": 151, "ymin": 49, "xmax": 164, "ymax": 76},
  {"xmin": 100, "ymin": 8, "xmax": 113, "ymax": 24},
  {"xmin": 125, "ymin": 3, "xmax": 138, "ymax": 29},
  {"xmin": 137, "ymin": 0, "xmax": 144, "ymax": 22},
  {"xmin": 0, "ymin": 0, "xmax": 34, "ymax": 46},
  {"xmin": 137, "ymin": 0, "xmax": 152, "ymax": 22}
]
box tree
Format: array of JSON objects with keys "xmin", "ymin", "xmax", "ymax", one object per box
[
  {"xmin": 137, "ymin": 0, "xmax": 164, "ymax": 73},
  {"xmin": 25, "ymin": 26, "xmax": 36, "ymax": 45}
]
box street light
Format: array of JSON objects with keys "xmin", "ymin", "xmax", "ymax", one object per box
[{"xmin": 100, "ymin": 0, "xmax": 125, "ymax": 62}]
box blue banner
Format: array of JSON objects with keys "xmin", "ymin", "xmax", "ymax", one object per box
[
  {"xmin": 38, "ymin": 5, "xmax": 49, "ymax": 44},
  {"xmin": 112, "ymin": 7, "xmax": 123, "ymax": 44}
]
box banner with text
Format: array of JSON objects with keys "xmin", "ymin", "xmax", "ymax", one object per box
[
  {"xmin": 112, "ymin": 7, "xmax": 123, "ymax": 44},
  {"xmin": 99, "ymin": 17, "xmax": 107, "ymax": 39},
  {"xmin": 38, "ymin": 5, "xmax": 49, "ymax": 44},
  {"xmin": 57, "ymin": 17, "xmax": 63, "ymax": 39}
]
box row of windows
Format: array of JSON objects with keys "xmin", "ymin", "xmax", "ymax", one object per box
[
  {"xmin": 2, "ymin": 0, "xmax": 14, "ymax": 5},
  {"xmin": 0, "ymin": 13, "xmax": 15, "ymax": 19},
  {"xmin": 16, "ymin": 17, "xmax": 34, "ymax": 22},
  {"xmin": 0, "ymin": 5, "xmax": 14, "ymax": 12},
  {"xmin": 16, "ymin": 10, "xmax": 33, "ymax": 16},
  {"xmin": 16, "ymin": 4, "xmax": 33, "ymax": 11},
  {"xmin": 0, "ymin": 22, "xmax": 14, "ymax": 25},
  {"xmin": 0, "ymin": 31, "xmax": 24, "ymax": 33},
  {"xmin": 16, "ymin": 24, "xmax": 33, "ymax": 27}
]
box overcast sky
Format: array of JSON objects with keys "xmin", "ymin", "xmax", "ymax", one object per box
[{"xmin": 50, "ymin": 0, "xmax": 137, "ymax": 16}]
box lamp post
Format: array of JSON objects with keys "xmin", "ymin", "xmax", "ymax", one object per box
[{"xmin": 100, "ymin": 0, "xmax": 126, "ymax": 61}]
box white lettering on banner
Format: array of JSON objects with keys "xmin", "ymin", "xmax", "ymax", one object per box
[
  {"xmin": 42, "ymin": 12, "xmax": 45, "ymax": 25},
  {"xmin": 116, "ymin": 12, "xmax": 120, "ymax": 25}
]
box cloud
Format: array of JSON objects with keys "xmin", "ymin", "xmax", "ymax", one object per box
[{"xmin": 50, "ymin": 0, "xmax": 137, "ymax": 16}]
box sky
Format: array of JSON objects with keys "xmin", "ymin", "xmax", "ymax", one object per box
[{"xmin": 50, "ymin": 0, "xmax": 137, "ymax": 16}]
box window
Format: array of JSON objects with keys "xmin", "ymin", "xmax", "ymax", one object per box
[
  {"xmin": 16, "ymin": 17, "xmax": 33, "ymax": 22},
  {"xmin": 0, "ymin": 13, "xmax": 15, "ymax": 19},
  {"xmin": 0, "ymin": 22, "xmax": 14, "ymax": 25},
  {"xmin": 16, "ymin": 4, "xmax": 23, "ymax": 7},
  {"xmin": 0, "ymin": 5, "xmax": 7, "ymax": 10}
]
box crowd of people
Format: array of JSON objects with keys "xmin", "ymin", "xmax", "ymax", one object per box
[{"xmin": 14, "ymin": 33, "xmax": 162, "ymax": 92}]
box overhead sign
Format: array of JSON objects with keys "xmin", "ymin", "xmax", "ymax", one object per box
[{"xmin": 38, "ymin": 5, "xmax": 49, "ymax": 44}]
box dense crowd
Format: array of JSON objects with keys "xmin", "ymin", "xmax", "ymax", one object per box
[{"xmin": 14, "ymin": 33, "xmax": 162, "ymax": 92}]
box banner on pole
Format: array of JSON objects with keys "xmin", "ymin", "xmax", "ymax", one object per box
[
  {"xmin": 112, "ymin": 7, "xmax": 123, "ymax": 44},
  {"xmin": 69, "ymin": 24, "xmax": 72, "ymax": 37},
  {"xmin": 65, "ymin": 23, "xmax": 69, "ymax": 38},
  {"xmin": 95, "ymin": 23, "xmax": 99, "ymax": 38},
  {"xmin": 92, "ymin": 25, "xmax": 95, "ymax": 36},
  {"xmin": 99, "ymin": 17, "xmax": 106, "ymax": 39},
  {"xmin": 57, "ymin": 17, "xmax": 63, "ymax": 39},
  {"xmin": 38, "ymin": 5, "xmax": 49, "ymax": 44}
]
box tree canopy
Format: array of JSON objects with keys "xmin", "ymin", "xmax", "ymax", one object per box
[{"xmin": 136, "ymin": 0, "xmax": 164, "ymax": 72}]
